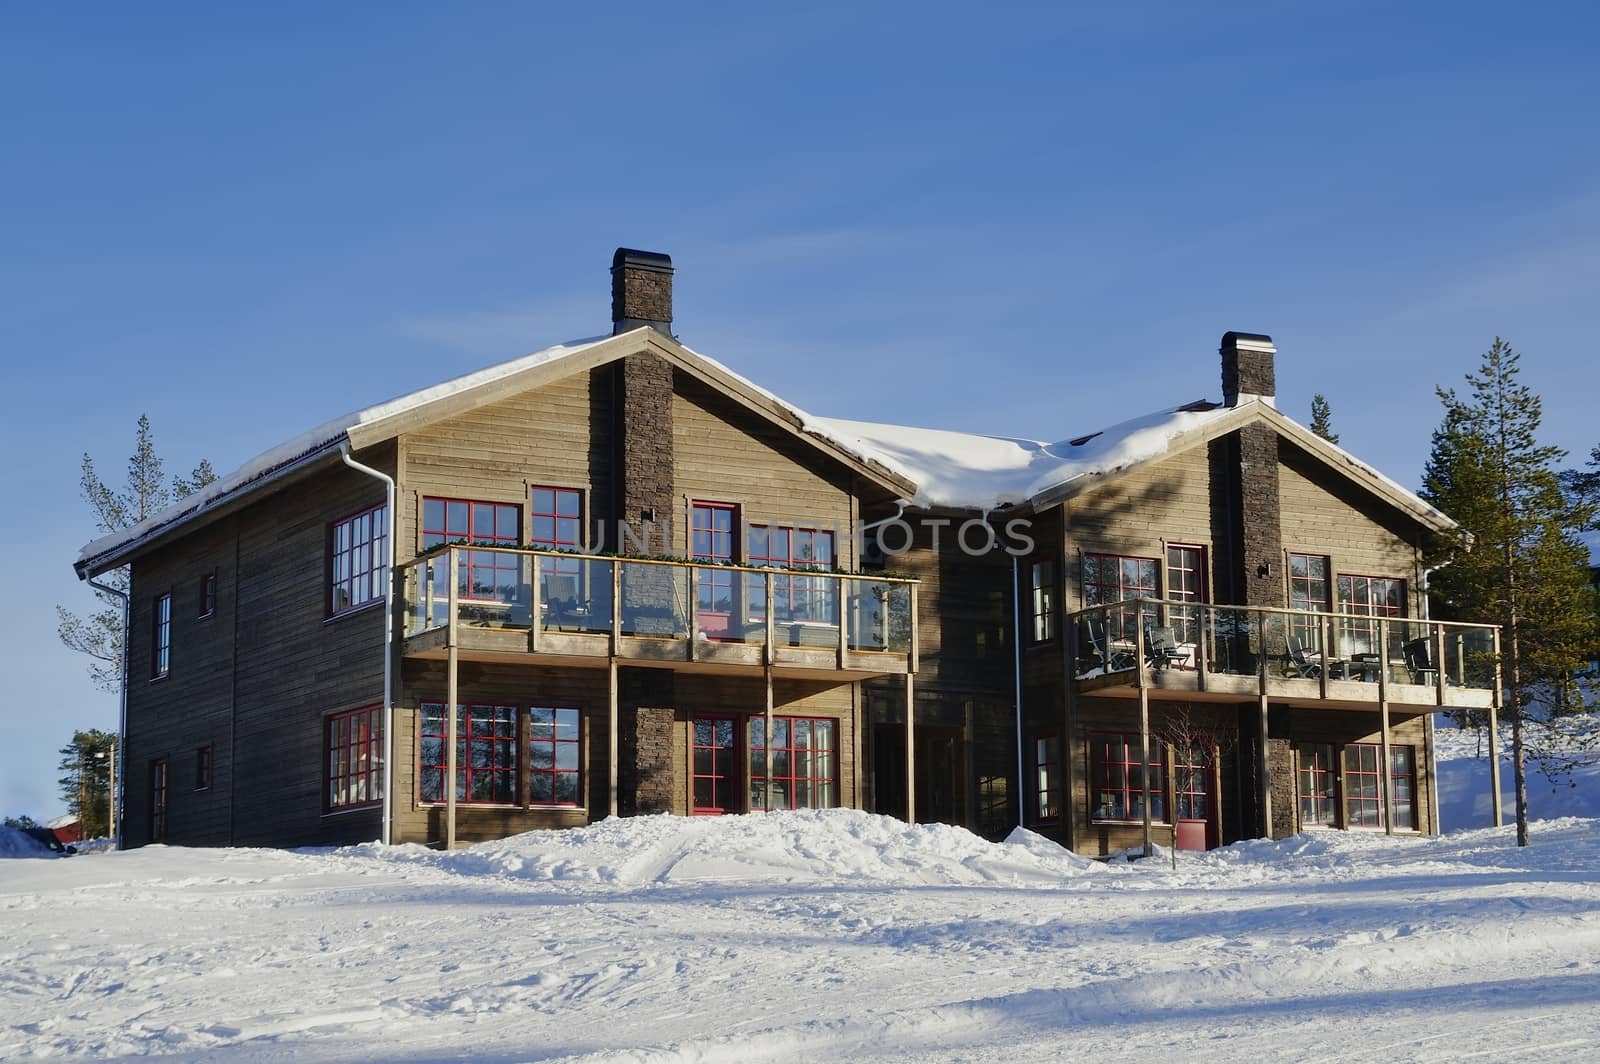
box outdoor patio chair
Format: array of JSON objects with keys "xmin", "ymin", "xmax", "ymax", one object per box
[
  {"xmin": 1402, "ymin": 638, "xmax": 1438, "ymax": 686},
  {"xmin": 1143, "ymin": 623, "xmax": 1190, "ymax": 670}
]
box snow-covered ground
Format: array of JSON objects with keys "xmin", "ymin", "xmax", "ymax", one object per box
[
  {"xmin": 4, "ymin": 803, "xmax": 1600, "ymax": 1063},
  {"xmin": 1437, "ymin": 716, "xmax": 1600, "ymax": 829}
]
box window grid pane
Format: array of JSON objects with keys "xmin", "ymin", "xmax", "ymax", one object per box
[
  {"xmin": 1090, "ymin": 732, "xmax": 1166, "ymax": 823},
  {"xmin": 327, "ymin": 706, "xmax": 384, "ymax": 810},
  {"xmin": 330, "ymin": 505, "xmax": 390, "ymax": 616},
  {"xmin": 421, "ymin": 497, "xmax": 519, "ymax": 603},
  {"xmin": 528, "ymin": 706, "xmax": 582, "ymax": 806},
  {"xmin": 419, "ymin": 703, "xmax": 519, "ymax": 805},
  {"xmin": 750, "ymin": 715, "xmax": 838, "ymax": 811},
  {"xmin": 1083, "ymin": 553, "xmax": 1159, "ymax": 641},
  {"xmin": 748, "ymin": 524, "xmax": 836, "ymax": 624}
]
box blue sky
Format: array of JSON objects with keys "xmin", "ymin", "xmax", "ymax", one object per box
[{"xmin": 3, "ymin": 3, "xmax": 1597, "ymax": 820}]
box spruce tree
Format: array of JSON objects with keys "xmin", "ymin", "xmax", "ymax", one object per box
[
  {"xmin": 1310, "ymin": 393, "xmax": 1340, "ymax": 444},
  {"xmin": 57, "ymin": 416, "xmax": 216, "ymax": 692},
  {"xmin": 1421, "ymin": 338, "xmax": 1596, "ymax": 846}
]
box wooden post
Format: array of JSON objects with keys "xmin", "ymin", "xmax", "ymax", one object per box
[
  {"xmin": 1256, "ymin": 609, "xmax": 1271, "ymax": 839},
  {"xmin": 688, "ymin": 566, "xmax": 699, "ymax": 662},
  {"xmin": 529, "ymin": 553, "xmax": 542, "ymax": 654},
  {"xmin": 1318, "ymin": 614, "xmax": 1330, "ymax": 700},
  {"xmin": 445, "ymin": 548, "xmax": 459, "ymax": 850},
  {"xmin": 1195, "ymin": 604, "xmax": 1209, "ymax": 691},
  {"xmin": 1434, "ymin": 622, "xmax": 1448, "ymax": 706},
  {"xmin": 1378, "ymin": 619, "xmax": 1394, "ymax": 836},
  {"xmin": 1488, "ymin": 626, "xmax": 1504, "ymax": 828},
  {"xmin": 1136, "ymin": 609, "xmax": 1151, "ymax": 858},
  {"xmin": 836, "ymin": 573, "xmax": 848, "ymax": 670},
  {"xmin": 608, "ymin": 657, "xmax": 619, "ymax": 818},
  {"xmin": 1061, "ymin": 616, "xmax": 1079, "ymax": 851},
  {"xmin": 905, "ymin": 670, "xmax": 916, "ymax": 823},
  {"xmin": 764, "ymin": 662, "xmax": 775, "ymax": 812}
]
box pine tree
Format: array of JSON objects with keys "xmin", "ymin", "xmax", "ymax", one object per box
[
  {"xmin": 1421, "ymin": 338, "xmax": 1596, "ymax": 846},
  {"xmin": 57, "ymin": 416, "xmax": 217, "ymax": 691},
  {"xmin": 1310, "ymin": 394, "xmax": 1340, "ymax": 444},
  {"xmin": 56, "ymin": 729, "xmax": 118, "ymax": 838}
]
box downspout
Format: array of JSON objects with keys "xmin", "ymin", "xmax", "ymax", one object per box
[
  {"xmin": 341, "ymin": 445, "xmax": 396, "ymax": 846},
  {"xmin": 87, "ymin": 576, "xmax": 128, "ymax": 851},
  {"xmin": 1012, "ymin": 556, "xmax": 1024, "ymax": 831}
]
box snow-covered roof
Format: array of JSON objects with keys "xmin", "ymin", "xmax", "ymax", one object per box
[{"xmin": 810, "ymin": 403, "xmax": 1239, "ymax": 511}]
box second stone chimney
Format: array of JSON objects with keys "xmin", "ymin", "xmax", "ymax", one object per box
[
  {"xmin": 611, "ymin": 248, "xmax": 674, "ymax": 336},
  {"xmin": 1220, "ymin": 331, "xmax": 1276, "ymax": 407}
]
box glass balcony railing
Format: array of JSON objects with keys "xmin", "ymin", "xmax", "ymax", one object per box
[
  {"xmin": 399, "ymin": 545, "xmax": 917, "ymax": 666},
  {"xmin": 1069, "ymin": 597, "xmax": 1499, "ymax": 694}
]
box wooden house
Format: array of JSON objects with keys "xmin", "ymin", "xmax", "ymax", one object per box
[{"xmin": 75, "ymin": 250, "xmax": 1504, "ymax": 854}]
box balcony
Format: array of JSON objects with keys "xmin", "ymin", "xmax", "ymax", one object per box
[
  {"xmin": 1068, "ymin": 598, "xmax": 1500, "ymax": 712},
  {"xmin": 398, "ymin": 545, "xmax": 917, "ymax": 679}
]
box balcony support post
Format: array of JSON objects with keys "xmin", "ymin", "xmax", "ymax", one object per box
[
  {"xmin": 530, "ymin": 554, "xmax": 541, "ymax": 655},
  {"xmin": 905, "ymin": 669, "xmax": 916, "ymax": 824},
  {"xmin": 1434, "ymin": 623, "xmax": 1447, "ymax": 706},
  {"xmin": 1256, "ymin": 609, "xmax": 1272, "ymax": 839},
  {"xmin": 1061, "ymin": 613, "xmax": 1079, "ymax": 851},
  {"xmin": 836, "ymin": 573, "xmax": 848, "ymax": 671},
  {"xmin": 1489, "ymin": 627, "xmax": 1505, "ymax": 828},
  {"xmin": 688, "ymin": 566, "xmax": 699, "ymax": 663},
  {"xmin": 1136, "ymin": 607, "xmax": 1152, "ymax": 858},
  {"xmin": 1379, "ymin": 619, "xmax": 1394, "ymax": 836},
  {"xmin": 445, "ymin": 548, "xmax": 459, "ymax": 851},
  {"xmin": 608, "ymin": 657, "xmax": 619, "ymax": 818},
  {"xmin": 764, "ymin": 660, "xmax": 775, "ymax": 813},
  {"xmin": 765, "ymin": 571, "xmax": 775, "ymax": 811}
]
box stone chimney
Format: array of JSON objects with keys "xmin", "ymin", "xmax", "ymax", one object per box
[
  {"xmin": 1220, "ymin": 331, "xmax": 1276, "ymax": 408},
  {"xmin": 611, "ymin": 248, "xmax": 674, "ymax": 336}
]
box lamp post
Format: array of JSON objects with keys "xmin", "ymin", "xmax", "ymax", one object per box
[{"xmin": 93, "ymin": 742, "xmax": 116, "ymax": 843}]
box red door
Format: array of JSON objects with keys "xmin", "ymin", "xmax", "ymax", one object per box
[
  {"xmin": 691, "ymin": 716, "xmax": 739, "ymax": 814},
  {"xmin": 1174, "ymin": 739, "xmax": 1217, "ymax": 850}
]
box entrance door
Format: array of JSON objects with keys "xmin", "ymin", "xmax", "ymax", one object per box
[
  {"xmin": 917, "ymin": 731, "xmax": 961, "ymax": 825},
  {"xmin": 690, "ymin": 716, "xmax": 739, "ymax": 814},
  {"xmin": 1174, "ymin": 739, "xmax": 1217, "ymax": 850}
]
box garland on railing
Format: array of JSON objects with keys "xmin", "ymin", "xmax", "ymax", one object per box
[{"xmin": 410, "ymin": 539, "xmax": 916, "ymax": 582}]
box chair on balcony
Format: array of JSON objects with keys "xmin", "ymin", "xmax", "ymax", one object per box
[
  {"xmin": 1077, "ymin": 615, "xmax": 1136, "ymax": 675},
  {"xmin": 1402, "ymin": 638, "xmax": 1438, "ymax": 686},
  {"xmin": 1285, "ymin": 634, "xmax": 1342, "ymax": 679},
  {"xmin": 1143, "ymin": 623, "xmax": 1190, "ymax": 670}
]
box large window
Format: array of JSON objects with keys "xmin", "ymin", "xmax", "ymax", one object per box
[
  {"xmin": 151, "ymin": 593, "xmax": 171, "ymax": 679},
  {"xmin": 1028, "ymin": 559, "xmax": 1057, "ymax": 644},
  {"xmin": 1032, "ymin": 734, "xmax": 1060, "ymax": 821},
  {"xmin": 528, "ymin": 707, "xmax": 582, "ymax": 806},
  {"xmin": 749, "ymin": 716, "xmax": 837, "ymax": 810},
  {"xmin": 692, "ymin": 503, "xmax": 738, "ymax": 637},
  {"xmin": 1297, "ymin": 742, "xmax": 1338, "ymax": 826},
  {"xmin": 530, "ymin": 487, "xmax": 583, "ymax": 600},
  {"xmin": 326, "ymin": 705, "xmax": 383, "ymax": 811},
  {"xmin": 749, "ymin": 525, "xmax": 836, "ymax": 624},
  {"xmin": 420, "ymin": 703, "xmax": 518, "ymax": 804},
  {"xmin": 1089, "ymin": 732, "xmax": 1166, "ymax": 823},
  {"xmin": 1288, "ymin": 553, "xmax": 1330, "ymax": 650},
  {"xmin": 1165, "ymin": 545, "xmax": 1205, "ymax": 644},
  {"xmin": 690, "ymin": 715, "xmax": 739, "ymax": 814},
  {"xmin": 1336, "ymin": 574, "xmax": 1405, "ymax": 656},
  {"xmin": 1388, "ymin": 744, "xmax": 1418, "ymax": 831},
  {"xmin": 1342, "ymin": 743, "xmax": 1385, "ymax": 828},
  {"xmin": 330, "ymin": 504, "xmax": 389, "ymax": 616},
  {"xmin": 1083, "ymin": 553, "xmax": 1159, "ymax": 641},
  {"xmin": 422, "ymin": 498, "xmax": 520, "ymax": 602}
]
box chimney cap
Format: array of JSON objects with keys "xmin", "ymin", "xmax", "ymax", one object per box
[
  {"xmin": 612, "ymin": 248, "xmax": 673, "ymax": 273},
  {"xmin": 1222, "ymin": 331, "xmax": 1275, "ymax": 351}
]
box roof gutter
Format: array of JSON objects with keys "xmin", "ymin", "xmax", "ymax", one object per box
[{"xmin": 340, "ymin": 445, "xmax": 396, "ymax": 847}]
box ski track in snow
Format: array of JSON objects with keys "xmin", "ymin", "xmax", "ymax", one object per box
[{"xmin": 3, "ymin": 810, "xmax": 1600, "ymax": 1062}]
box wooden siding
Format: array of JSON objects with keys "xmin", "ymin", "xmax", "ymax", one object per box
[{"xmin": 670, "ymin": 372, "xmax": 855, "ymax": 556}]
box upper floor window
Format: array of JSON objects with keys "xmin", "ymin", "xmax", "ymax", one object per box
[
  {"xmin": 330, "ymin": 504, "xmax": 389, "ymax": 617},
  {"xmin": 1336, "ymin": 574, "xmax": 1405, "ymax": 655},
  {"xmin": 1165, "ymin": 545, "xmax": 1205, "ymax": 644},
  {"xmin": 326, "ymin": 705, "xmax": 383, "ymax": 812},
  {"xmin": 1083, "ymin": 553, "xmax": 1158, "ymax": 641},
  {"xmin": 1028, "ymin": 559, "xmax": 1057, "ymax": 644},
  {"xmin": 423, "ymin": 497, "xmax": 519, "ymax": 602},
  {"xmin": 531, "ymin": 487, "xmax": 584, "ymax": 605},
  {"xmin": 151, "ymin": 593, "xmax": 171, "ymax": 679},
  {"xmin": 198, "ymin": 573, "xmax": 217, "ymax": 619},
  {"xmin": 692, "ymin": 503, "xmax": 738, "ymax": 637},
  {"xmin": 1288, "ymin": 553, "xmax": 1330, "ymax": 650},
  {"xmin": 749, "ymin": 525, "xmax": 835, "ymax": 623}
]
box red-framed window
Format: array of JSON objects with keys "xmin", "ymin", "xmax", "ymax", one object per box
[
  {"xmin": 1389, "ymin": 744, "xmax": 1417, "ymax": 830},
  {"xmin": 749, "ymin": 525, "xmax": 836, "ymax": 624},
  {"xmin": 1082, "ymin": 553, "xmax": 1159, "ymax": 641},
  {"xmin": 530, "ymin": 486, "xmax": 583, "ymax": 593},
  {"xmin": 198, "ymin": 573, "xmax": 217, "ymax": 619},
  {"xmin": 1342, "ymin": 743, "xmax": 1385, "ymax": 828},
  {"xmin": 1297, "ymin": 742, "xmax": 1338, "ymax": 826},
  {"xmin": 1289, "ymin": 553, "xmax": 1330, "ymax": 650},
  {"xmin": 1336, "ymin": 574, "xmax": 1405, "ymax": 656},
  {"xmin": 195, "ymin": 745, "xmax": 212, "ymax": 792},
  {"xmin": 1173, "ymin": 739, "xmax": 1212, "ymax": 822},
  {"xmin": 330, "ymin": 504, "xmax": 389, "ymax": 616},
  {"xmin": 528, "ymin": 706, "xmax": 582, "ymax": 806},
  {"xmin": 1028, "ymin": 559, "xmax": 1057, "ymax": 644},
  {"xmin": 422, "ymin": 497, "xmax": 520, "ymax": 602},
  {"xmin": 326, "ymin": 705, "xmax": 383, "ymax": 811},
  {"xmin": 1088, "ymin": 732, "xmax": 1167, "ymax": 823},
  {"xmin": 151, "ymin": 593, "xmax": 171, "ymax": 679},
  {"xmin": 1031, "ymin": 734, "xmax": 1061, "ymax": 821},
  {"xmin": 1165, "ymin": 545, "xmax": 1205, "ymax": 644},
  {"xmin": 420, "ymin": 703, "xmax": 518, "ymax": 804},
  {"xmin": 690, "ymin": 714, "xmax": 739, "ymax": 814},
  {"xmin": 692, "ymin": 503, "xmax": 738, "ymax": 637},
  {"xmin": 749, "ymin": 716, "xmax": 837, "ymax": 810},
  {"xmin": 149, "ymin": 758, "xmax": 168, "ymax": 843}
]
